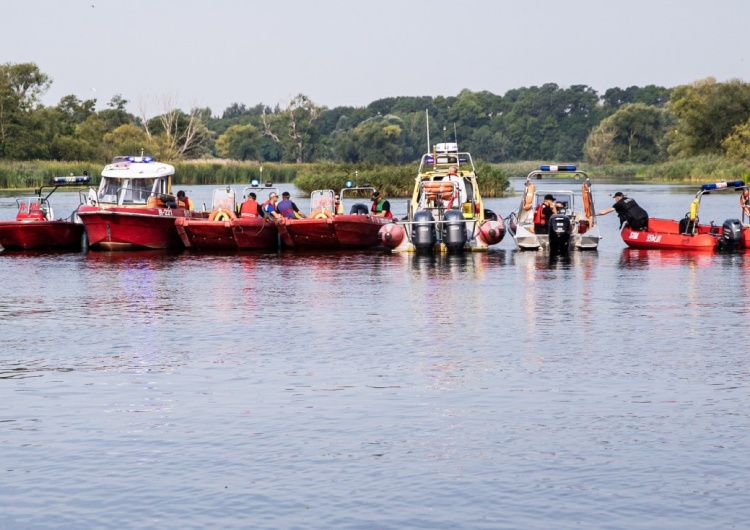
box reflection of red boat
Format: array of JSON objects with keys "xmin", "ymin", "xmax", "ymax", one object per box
[
  {"xmin": 176, "ymin": 185, "xmax": 279, "ymax": 251},
  {"xmin": 77, "ymin": 155, "xmax": 206, "ymax": 250},
  {"xmin": 620, "ymin": 181, "xmax": 750, "ymax": 252},
  {"xmin": 0, "ymin": 175, "xmax": 90, "ymax": 251},
  {"xmin": 276, "ymin": 187, "xmax": 392, "ymax": 250}
]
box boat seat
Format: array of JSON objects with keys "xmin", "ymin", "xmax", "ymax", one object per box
[{"xmin": 679, "ymin": 216, "xmax": 697, "ymax": 235}]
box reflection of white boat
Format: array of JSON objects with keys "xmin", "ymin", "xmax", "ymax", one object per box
[
  {"xmin": 507, "ymin": 165, "xmax": 601, "ymax": 255},
  {"xmin": 379, "ymin": 142, "xmax": 505, "ymax": 253}
]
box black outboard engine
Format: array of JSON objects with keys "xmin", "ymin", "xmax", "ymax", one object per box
[
  {"xmin": 442, "ymin": 209, "xmax": 468, "ymax": 252},
  {"xmin": 547, "ymin": 214, "xmax": 572, "ymax": 256},
  {"xmin": 350, "ymin": 203, "xmax": 369, "ymax": 215},
  {"xmin": 412, "ymin": 210, "xmax": 436, "ymax": 252},
  {"xmin": 718, "ymin": 218, "xmax": 743, "ymax": 252}
]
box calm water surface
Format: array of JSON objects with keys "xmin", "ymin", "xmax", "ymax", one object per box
[{"xmin": 2, "ymin": 183, "xmax": 750, "ymax": 529}]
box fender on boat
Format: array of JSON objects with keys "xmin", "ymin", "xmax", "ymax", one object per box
[
  {"xmin": 478, "ymin": 219, "xmax": 506, "ymax": 246},
  {"xmin": 379, "ymin": 223, "xmax": 405, "ymax": 248}
]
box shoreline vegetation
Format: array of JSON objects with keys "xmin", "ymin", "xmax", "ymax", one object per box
[{"xmin": 2, "ymin": 157, "xmax": 748, "ymax": 197}]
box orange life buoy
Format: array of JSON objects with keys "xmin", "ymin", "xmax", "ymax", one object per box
[
  {"xmin": 313, "ymin": 197, "xmax": 334, "ymax": 210},
  {"xmin": 422, "ymin": 181, "xmax": 455, "ymax": 201},
  {"xmin": 309, "ymin": 208, "xmax": 333, "ymax": 219},
  {"xmin": 523, "ymin": 183, "xmax": 535, "ymax": 211},
  {"xmin": 582, "ymin": 183, "xmax": 593, "ymax": 218},
  {"xmin": 209, "ymin": 208, "xmax": 237, "ymax": 221}
]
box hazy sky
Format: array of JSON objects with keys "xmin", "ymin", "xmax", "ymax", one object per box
[{"xmin": 4, "ymin": 0, "xmax": 749, "ymax": 117}]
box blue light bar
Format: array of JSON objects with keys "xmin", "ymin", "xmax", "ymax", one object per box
[
  {"xmin": 51, "ymin": 175, "xmax": 92, "ymax": 184},
  {"xmin": 345, "ymin": 181, "xmax": 354, "ymax": 188},
  {"xmin": 425, "ymin": 157, "xmax": 434, "ymax": 164},
  {"xmin": 540, "ymin": 165, "xmax": 577, "ymax": 172},
  {"xmin": 701, "ymin": 180, "xmax": 745, "ymax": 191},
  {"xmin": 250, "ymin": 179, "xmax": 260, "ymax": 187},
  {"xmin": 126, "ymin": 155, "xmax": 154, "ymax": 163}
]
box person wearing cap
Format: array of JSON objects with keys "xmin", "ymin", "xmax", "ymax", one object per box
[
  {"xmin": 371, "ymin": 190, "xmax": 392, "ymax": 218},
  {"xmin": 262, "ymin": 192, "xmax": 281, "ymax": 218},
  {"xmin": 239, "ymin": 191, "xmax": 262, "ymax": 217},
  {"xmin": 277, "ymin": 191, "xmax": 307, "ymax": 219},
  {"xmin": 597, "ymin": 192, "xmax": 649, "ymax": 231},
  {"xmin": 533, "ymin": 194, "xmax": 558, "ymax": 234}
]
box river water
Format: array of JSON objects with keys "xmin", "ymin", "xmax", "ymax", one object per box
[{"xmin": 2, "ymin": 182, "xmax": 750, "ymax": 529}]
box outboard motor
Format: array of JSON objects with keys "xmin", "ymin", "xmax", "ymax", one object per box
[
  {"xmin": 718, "ymin": 218, "xmax": 743, "ymax": 252},
  {"xmin": 412, "ymin": 210, "xmax": 436, "ymax": 252},
  {"xmin": 442, "ymin": 209, "xmax": 468, "ymax": 252},
  {"xmin": 547, "ymin": 214, "xmax": 572, "ymax": 256},
  {"xmin": 350, "ymin": 203, "xmax": 369, "ymax": 215}
]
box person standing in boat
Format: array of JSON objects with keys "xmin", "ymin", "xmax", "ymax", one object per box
[
  {"xmin": 533, "ymin": 194, "xmax": 558, "ymax": 234},
  {"xmin": 277, "ymin": 191, "xmax": 307, "ymax": 219},
  {"xmin": 262, "ymin": 192, "xmax": 281, "ymax": 218},
  {"xmin": 334, "ymin": 194, "xmax": 344, "ymax": 215},
  {"xmin": 371, "ymin": 191, "xmax": 393, "ymax": 218},
  {"xmin": 239, "ymin": 192, "xmax": 262, "ymax": 217},
  {"xmin": 597, "ymin": 192, "xmax": 649, "ymax": 231},
  {"xmin": 740, "ymin": 188, "xmax": 750, "ymax": 220}
]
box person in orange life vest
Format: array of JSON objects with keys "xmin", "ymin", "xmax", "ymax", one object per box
[
  {"xmin": 334, "ymin": 193, "xmax": 344, "ymax": 215},
  {"xmin": 176, "ymin": 190, "xmax": 193, "ymax": 210},
  {"xmin": 240, "ymin": 192, "xmax": 262, "ymax": 217},
  {"xmin": 371, "ymin": 190, "xmax": 392, "ymax": 218},
  {"xmin": 533, "ymin": 194, "xmax": 558, "ymax": 234},
  {"xmin": 277, "ymin": 191, "xmax": 306, "ymax": 219},
  {"xmin": 262, "ymin": 192, "xmax": 281, "ymax": 218}
]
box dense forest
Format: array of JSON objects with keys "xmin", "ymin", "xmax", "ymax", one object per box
[{"xmin": 3, "ymin": 62, "xmax": 750, "ymax": 169}]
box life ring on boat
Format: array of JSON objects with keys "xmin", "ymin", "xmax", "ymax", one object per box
[
  {"xmin": 423, "ymin": 181, "xmax": 455, "ymax": 201},
  {"xmin": 209, "ymin": 208, "xmax": 237, "ymax": 221},
  {"xmin": 309, "ymin": 208, "xmax": 333, "ymax": 219},
  {"xmin": 523, "ymin": 183, "xmax": 535, "ymax": 211},
  {"xmin": 582, "ymin": 183, "xmax": 593, "ymax": 218},
  {"xmin": 313, "ymin": 197, "xmax": 334, "ymax": 210}
]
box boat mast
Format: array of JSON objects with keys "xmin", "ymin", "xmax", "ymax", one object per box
[{"xmin": 426, "ymin": 109, "xmax": 430, "ymax": 152}]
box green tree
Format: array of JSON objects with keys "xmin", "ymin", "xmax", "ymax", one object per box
[
  {"xmin": 334, "ymin": 115, "xmax": 406, "ymax": 164},
  {"xmin": 215, "ymin": 124, "xmax": 262, "ymax": 160},
  {"xmin": 587, "ymin": 103, "xmax": 667, "ymax": 163},
  {"xmin": 722, "ymin": 120, "xmax": 750, "ymax": 159},
  {"xmin": 0, "ymin": 62, "xmax": 51, "ymax": 158},
  {"xmin": 667, "ymin": 77, "xmax": 750, "ymax": 157},
  {"xmin": 261, "ymin": 94, "xmax": 323, "ymax": 163}
]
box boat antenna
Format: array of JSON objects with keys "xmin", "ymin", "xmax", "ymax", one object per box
[
  {"xmin": 453, "ymin": 123, "xmax": 458, "ymax": 144},
  {"xmin": 425, "ymin": 109, "xmax": 430, "ymax": 152}
]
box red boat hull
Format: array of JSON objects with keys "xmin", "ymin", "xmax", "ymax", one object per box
[
  {"xmin": 277, "ymin": 215, "xmax": 391, "ymax": 250},
  {"xmin": 0, "ymin": 221, "xmax": 85, "ymax": 251},
  {"xmin": 175, "ymin": 216, "xmax": 279, "ymax": 251},
  {"xmin": 621, "ymin": 218, "xmax": 750, "ymax": 251},
  {"xmin": 78, "ymin": 206, "xmax": 202, "ymax": 250}
]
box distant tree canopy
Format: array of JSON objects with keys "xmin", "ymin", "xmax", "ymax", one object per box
[{"xmin": 3, "ymin": 62, "xmax": 750, "ymax": 168}]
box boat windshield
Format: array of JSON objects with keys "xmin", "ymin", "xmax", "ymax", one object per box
[{"xmin": 98, "ymin": 177, "xmax": 161, "ymax": 205}]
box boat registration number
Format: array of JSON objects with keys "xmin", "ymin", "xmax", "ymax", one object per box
[{"xmin": 158, "ymin": 209, "xmax": 174, "ymax": 217}]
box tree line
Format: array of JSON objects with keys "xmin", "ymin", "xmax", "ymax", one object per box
[{"xmin": 3, "ymin": 62, "xmax": 750, "ymax": 167}]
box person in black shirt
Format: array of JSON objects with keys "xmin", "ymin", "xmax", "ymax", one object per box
[{"xmin": 597, "ymin": 192, "xmax": 649, "ymax": 231}]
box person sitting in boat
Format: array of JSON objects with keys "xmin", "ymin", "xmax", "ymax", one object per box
[
  {"xmin": 443, "ymin": 166, "xmax": 465, "ymax": 209},
  {"xmin": 240, "ymin": 192, "xmax": 262, "ymax": 217},
  {"xmin": 533, "ymin": 194, "xmax": 558, "ymax": 234},
  {"xmin": 262, "ymin": 192, "xmax": 281, "ymax": 218},
  {"xmin": 334, "ymin": 194, "xmax": 344, "ymax": 215},
  {"xmin": 371, "ymin": 190, "xmax": 393, "ymax": 218},
  {"xmin": 597, "ymin": 191, "xmax": 649, "ymax": 231},
  {"xmin": 277, "ymin": 191, "xmax": 307, "ymax": 219},
  {"xmin": 740, "ymin": 189, "xmax": 750, "ymax": 219},
  {"xmin": 176, "ymin": 190, "xmax": 193, "ymax": 210}
]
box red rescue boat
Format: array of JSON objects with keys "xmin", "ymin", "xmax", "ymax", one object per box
[
  {"xmin": 276, "ymin": 187, "xmax": 392, "ymax": 250},
  {"xmin": 77, "ymin": 155, "xmax": 206, "ymax": 250},
  {"xmin": 620, "ymin": 180, "xmax": 750, "ymax": 252},
  {"xmin": 176, "ymin": 184, "xmax": 279, "ymax": 251},
  {"xmin": 0, "ymin": 175, "xmax": 91, "ymax": 251}
]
